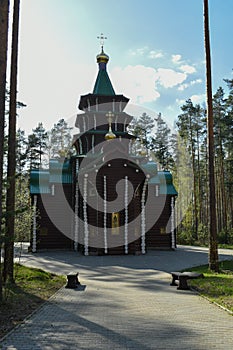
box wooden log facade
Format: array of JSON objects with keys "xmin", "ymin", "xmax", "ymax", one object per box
[{"xmin": 29, "ymin": 46, "xmax": 177, "ymax": 254}]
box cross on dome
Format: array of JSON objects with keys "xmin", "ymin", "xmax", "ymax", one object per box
[
  {"xmin": 106, "ymin": 111, "xmax": 114, "ymax": 123},
  {"xmin": 97, "ymin": 33, "xmax": 107, "ymax": 50}
]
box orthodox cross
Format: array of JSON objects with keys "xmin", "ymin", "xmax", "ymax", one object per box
[
  {"xmin": 106, "ymin": 111, "xmax": 114, "ymax": 125},
  {"xmin": 97, "ymin": 33, "xmax": 107, "ymax": 50}
]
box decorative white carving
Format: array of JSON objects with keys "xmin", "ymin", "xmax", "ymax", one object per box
[
  {"xmin": 124, "ymin": 176, "xmax": 128, "ymax": 254},
  {"xmin": 51, "ymin": 184, "xmax": 55, "ymax": 196},
  {"xmin": 79, "ymin": 139, "xmax": 83, "ymax": 155},
  {"xmin": 171, "ymin": 196, "xmax": 176, "ymax": 249},
  {"xmin": 104, "ymin": 175, "xmax": 108, "ymax": 253},
  {"xmin": 92, "ymin": 135, "xmax": 95, "ymax": 154},
  {"xmin": 83, "ymin": 174, "xmax": 89, "ymax": 255},
  {"xmin": 115, "ymin": 114, "xmax": 118, "ymax": 131},
  {"xmin": 74, "ymin": 159, "xmax": 79, "ymax": 251},
  {"xmin": 82, "ymin": 116, "xmax": 86, "ymax": 132},
  {"xmin": 141, "ymin": 179, "xmax": 148, "ymax": 254},
  {"xmin": 32, "ymin": 195, "xmax": 37, "ymax": 253}
]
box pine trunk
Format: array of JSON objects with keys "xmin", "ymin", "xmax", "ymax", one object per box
[
  {"xmin": 3, "ymin": 0, "xmax": 20, "ymax": 283},
  {"xmin": 204, "ymin": 0, "xmax": 219, "ymax": 271},
  {"xmin": 0, "ymin": 0, "xmax": 10, "ymax": 301}
]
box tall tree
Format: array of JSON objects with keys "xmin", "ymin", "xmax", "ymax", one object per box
[
  {"xmin": 33, "ymin": 122, "xmax": 48, "ymax": 166},
  {"xmin": 128, "ymin": 113, "xmax": 156, "ymax": 155},
  {"xmin": 27, "ymin": 122, "xmax": 48, "ymax": 169},
  {"xmin": 176, "ymin": 100, "xmax": 205, "ymax": 241},
  {"xmin": 16, "ymin": 128, "xmax": 28, "ymax": 174},
  {"xmin": 223, "ymin": 79, "xmax": 233, "ymax": 231},
  {"xmin": 213, "ymin": 88, "xmax": 228, "ymax": 236},
  {"xmin": 4, "ymin": 0, "xmax": 20, "ymax": 283},
  {"xmin": 27, "ymin": 133, "xmax": 42, "ymax": 169},
  {"xmin": 151, "ymin": 113, "xmax": 174, "ymax": 170},
  {"xmin": 48, "ymin": 118, "xmax": 73, "ymax": 159},
  {"xmin": 0, "ymin": 0, "xmax": 10, "ymax": 300},
  {"xmin": 204, "ymin": 0, "xmax": 219, "ymax": 271}
]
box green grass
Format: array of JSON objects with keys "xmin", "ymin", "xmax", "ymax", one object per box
[
  {"xmin": 218, "ymin": 244, "xmax": 233, "ymax": 250},
  {"xmin": 0, "ymin": 264, "xmax": 66, "ymax": 339},
  {"xmin": 185, "ymin": 260, "xmax": 233, "ymax": 313}
]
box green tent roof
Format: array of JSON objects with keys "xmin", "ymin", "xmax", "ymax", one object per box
[{"xmin": 93, "ymin": 69, "xmax": 115, "ymax": 96}]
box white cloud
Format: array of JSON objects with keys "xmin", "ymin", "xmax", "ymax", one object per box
[
  {"xmin": 176, "ymin": 98, "xmax": 185, "ymax": 106},
  {"xmin": 148, "ymin": 50, "xmax": 163, "ymax": 59},
  {"xmin": 155, "ymin": 68, "xmax": 187, "ymax": 88},
  {"xmin": 178, "ymin": 78, "xmax": 203, "ymax": 91},
  {"xmin": 180, "ymin": 64, "xmax": 196, "ymax": 74},
  {"xmin": 176, "ymin": 94, "xmax": 205, "ymax": 107},
  {"xmin": 129, "ymin": 47, "xmax": 148, "ymax": 56},
  {"xmin": 191, "ymin": 78, "xmax": 202, "ymax": 85},
  {"xmin": 178, "ymin": 83, "xmax": 189, "ymax": 91},
  {"xmin": 172, "ymin": 54, "xmax": 182, "ymax": 63},
  {"xmin": 111, "ymin": 65, "xmax": 160, "ymax": 104},
  {"xmin": 190, "ymin": 94, "xmax": 206, "ymax": 104}
]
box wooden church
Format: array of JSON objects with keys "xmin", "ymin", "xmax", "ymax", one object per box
[{"xmin": 30, "ymin": 42, "xmax": 177, "ymax": 255}]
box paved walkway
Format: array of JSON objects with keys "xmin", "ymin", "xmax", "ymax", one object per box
[{"xmin": 1, "ymin": 246, "xmax": 233, "ymax": 350}]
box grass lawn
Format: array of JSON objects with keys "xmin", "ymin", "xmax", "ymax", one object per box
[
  {"xmin": 186, "ymin": 260, "xmax": 233, "ymax": 314},
  {"xmin": 218, "ymin": 244, "xmax": 233, "ymax": 250},
  {"xmin": 0, "ymin": 264, "xmax": 66, "ymax": 339}
]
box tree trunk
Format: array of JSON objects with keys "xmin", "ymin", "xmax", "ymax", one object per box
[
  {"xmin": 3, "ymin": 0, "xmax": 20, "ymax": 283},
  {"xmin": 204, "ymin": 0, "xmax": 219, "ymax": 271},
  {"xmin": 0, "ymin": 0, "xmax": 10, "ymax": 301},
  {"xmin": 189, "ymin": 116, "xmax": 198, "ymax": 241}
]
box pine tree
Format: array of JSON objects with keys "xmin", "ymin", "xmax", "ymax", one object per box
[
  {"xmin": 48, "ymin": 118, "xmax": 73, "ymax": 159},
  {"xmin": 204, "ymin": 0, "xmax": 219, "ymax": 271},
  {"xmin": 151, "ymin": 113, "xmax": 174, "ymax": 170},
  {"xmin": 4, "ymin": 0, "xmax": 21, "ymax": 283},
  {"xmin": 128, "ymin": 113, "xmax": 156, "ymax": 155},
  {"xmin": 27, "ymin": 122, "xmax": 48, "ymax": 169},
  {"xmin": 16, "ymin": 128, "xmax": 28, "ymax": 174},
  {"xmin": 176, "ymin": 100, "xmax": 202, "ymax": 240},
  {"xmin": 0, "ymin": 0, "xmax": 10, "ymax": 301}
]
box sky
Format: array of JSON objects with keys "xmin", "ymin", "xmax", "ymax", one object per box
[{"xmin": 11, "ymin": 0, "xmax": 233, "ymax": 133}]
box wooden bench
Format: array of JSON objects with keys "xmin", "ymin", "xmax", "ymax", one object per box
[
  {"xmin": 65, "ymin": 272, "xmax": 80, "ymax": 289},
  {"xmin": 170, "ymin": 271, "xmax": 204, "ymax": 290}
]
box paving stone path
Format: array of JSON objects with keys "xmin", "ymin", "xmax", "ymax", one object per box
[{"xmin": 1, "ymin": 246, "xmax": 233, "ymax": 349}]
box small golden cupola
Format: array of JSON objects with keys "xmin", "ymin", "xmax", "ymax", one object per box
[
  {"xmin": 105, "ymin": 111, "xmax": 116, "ymax": 140},
  {"xmin": 96, "ymin": 47, "xmax": 109, "ymax": 65}
]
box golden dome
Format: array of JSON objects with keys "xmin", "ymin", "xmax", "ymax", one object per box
[
  {"xmin": 139, "ymin": 138, "xmax": 147, "ymax": 156},
  {"xmin": 105, "ymin": 130, "xmax": 116, "ymax": 140},
  {"xmin": 139, "ymin": 149, "xmax": 147, "ymax": 156},
  {"xmin": 96, "ymin": 48, "xmax": 109, "ymax": 64}
]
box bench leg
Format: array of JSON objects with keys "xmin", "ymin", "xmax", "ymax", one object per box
[
  {"xmin": 177, "ymin": 276, "xmax": 190, "ymax": 290},
  {"xmin": 170, "ymin": 274, "xmax": 178, "ymax": 286},
  {"xmin": 75, "ymin": 274, "xmax": 80, "ymax": 285},
  {"xmin": 66, "ymin": 275, "xmax": 79, "ymax": 289}
]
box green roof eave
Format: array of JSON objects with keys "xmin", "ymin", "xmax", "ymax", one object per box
[
  {"xmin": 49, "ymin": 159, "xmax": 73, "ymax": 183},
  {"xmin": 160, "ymin": 184, "xmax": 178, "ymax": 196},
  {"xmin": 30, "ymin": 185, "xmax": 50, "ymax": 194},
  {"xmin": 30, "ymin": 169, "xmax": 50, "ymax": 194},
  {"xmin": 148, "ymin": 175, "xmax": 160, "ymax": 184},
  {"xmin": 88, "ymin": 130, "xmax": 130, "ymax": 136}
]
